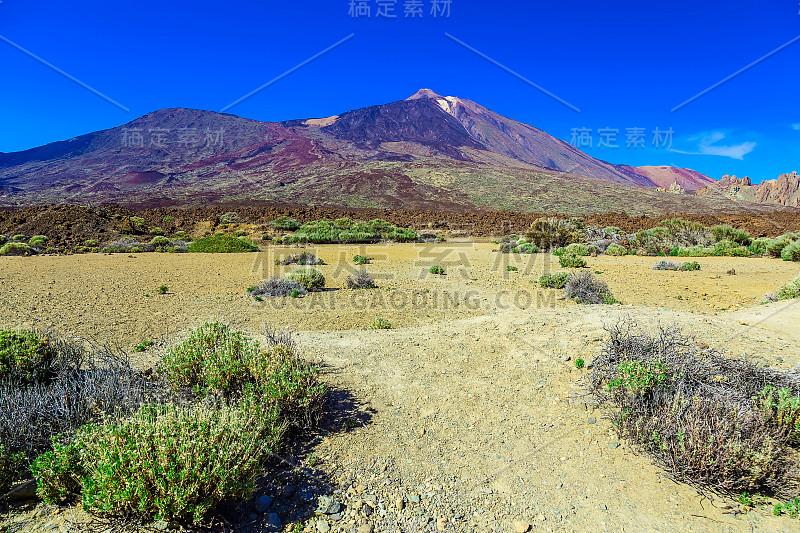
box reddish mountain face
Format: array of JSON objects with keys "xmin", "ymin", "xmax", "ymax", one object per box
[
  {"xmin": 620, "ymin": 165, "xmax": 715, "ymax": 191},
  {"xmin": 0, "ymin": 89, "xmax": 727, "ymax": 209}
]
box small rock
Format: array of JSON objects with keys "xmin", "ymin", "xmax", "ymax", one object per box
[
  {"xmin": 600, "ymin": 504, "xmax": 608, "ymax": 511},
  {"xmin": 408, "ymin": 494, "xmax": 421, "ymax": 504},
  {"xmin": 358, "ymin": 525, "xmax": 374, "ymax": 533},
  {"xmin": 317, "ymin": 496, "xmax": 342, "ymax": 515},
  {"xmin": 587, "ymin": 417, "xmax": 596, "ymax": 424},
  {"xmin": 395, "ymin": 497, "xmax": 405, "ymax": 510},
  {"xmin": 255, "ymin": 494, "xmax": 273, "ymax": 512},
  {"xmin": 265, "ymin": 513, "xmax": 282, "ymax": 529},
  {"xmin": 608, "ymin": 441, "xmax": 620, "ymax": 449},
  {"xmin": 536, "ymin": 513, "xmax": 546, "ymax": 522},
  {"xmin": 437, "ymin": 517, "xmax": 448, "ymax": 531},
  {"xmin": 152, "ymin": 520, "xmax": 170, "ymax": 531},
  {"xmin": 5, "ymin": 480, "xmax": 37, "ymax": 502},
  {"xmin": 316, "ymin": 519, "xmax": 330, "ymax": 533},
  {"xmin": 419, "ymin": 428, "xmax": 426, "ymax": 437},
  {"xmin": 363, "ymin": 503, "xmax": 374, "ymax": 517},
  {"xmin": 513, "ymin": 520, "xmax": 531, "ymax": 533}
]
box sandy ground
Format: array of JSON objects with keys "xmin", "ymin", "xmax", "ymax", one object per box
[{"xmin": 2, "ymin": 244, "xmax": 800, "ymax": 532}]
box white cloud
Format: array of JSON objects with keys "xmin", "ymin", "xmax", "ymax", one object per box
[
  {"xmin": 671, "ymin": 131, "xmax": 756, "ymax": 160},
  {"xmin": 792, "ymin": 123, "xmax": 800, "ymax": 131}
]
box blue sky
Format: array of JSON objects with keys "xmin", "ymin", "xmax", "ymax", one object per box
[{"xmin": 0, "ymin": 0, "xmax": 798, "ymax": 182}]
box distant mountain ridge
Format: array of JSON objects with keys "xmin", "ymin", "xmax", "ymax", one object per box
[{"xmin": 0, "ymin": 89, "xmax": 782, "ymax": 214}]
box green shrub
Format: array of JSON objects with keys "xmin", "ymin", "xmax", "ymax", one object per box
[
  {"xmin": 12, "ymin": 234, "xmax": 25, "ymax": 242},
  {"xmin": 429, "ymin": 265, "xmax": 445, "ymax": 275},
  {"xmin": 710, "ymin": 224, "xmax": 751, "ymax": 246},
  {"xmin": 565, "ymin": 271, "xmax": 617, "ymax": 304},
  {"xmin": 772, "ymin": 278, "xmax": 800, "ymax": 301},
  {"xmin": 277, "ymin": 252, "xmax": 324, "ymax": 266},
  {"xmin": 29, "ymin": 235, "xmax": 47, "ymax": 246},
  {"xmin": 0, "ymin": 242, "xmax": 33, "ymax": 256},
  {"xmin": 781, "ymin": 240, "xmax": 800, "ymax": 262},
  {"xmin": 32, "ymin": 403, "xmax": 283, "ymax": 522},
  {"xmin": 680, "ymin": 261, "xmax": 701, "ymax": 271},
  {"xmin": 285, "ymin": 267, "xmax": 325, "ymax": 291},
  {"xmin": 552, "ymin": 247, "xmax": 566, "ymax": 256},
  {"xmin": 605, "ymin": 243, "xmax": 628, "ymax": 256},
  {"xmin": 713, "ymin": 240, "xmax": 750, "ymax": 257},
  {"xmin": 270, "ymin": 216, "xmax": 301, "ymax": 231},
  {"xmin": 511, "ymin": 243, "xmax": 539, "ymax": 254},
  {"xmin": 187, "ymin": 235, "xmax": 258, "ymax": 253},
  {"xmin": 219, "ymin": 212, "xmax": 241, "ymax": 224},
  {"xmin": 353, "ymin": 254, "xmax": 372, "ymax": 265},
  {"xmin": 292, "ymin": 218, "xmax": 418, "ymax": 243},
  {"xmin": 524, "ymin": 217, "xmax": 584, "ymax": 250},
  {"xmin": 85, "ymin": 239, "xmax": 98, "ymax": 247},
  {"xmin": 774, "ymin": 497, "xmax": 800, "ymax": 518},
  {"xmin": 766, "ymin": 234, "xmax": 798, "ymax": 257},
  {"xmin": 371, "ymin": 318, "xmax": 392, "ymax": 330},
  {"xmin": 0, "ymin": 443, "xmax": 26, "ymax": 493},
  {"xmin": 162, "ymin": 216, "xmax": 174, "ymax": 223},
  {"xmin": 0, "ymin": 330, "xmax": 56, "ymax": 382},
  {"xmin": 565, "ymin": 243, "xmax": 590, "ymax": 256},
  {"xmin": 129, "ymin": 217, "xmax": 146, "ymax": 228},
  {"xmin": 172, "ymin": 230, "xmax": 189, "ymax": 240},
  {"xmin": 538, "ymin": 271, "xmax": 569, "ymax": 289},
  {"xmin": 0, "ymin": 235, "xmax": 6, "ymax": 245},
  {"xmin": 149, "ymin": 236, "xmax": 169, "ymax": 247},
  {"xmin": 149, "ymin": 227, "xmax": 164, "ymax": 235},
  {"xmin": 559, "ymin": 253, "xmax": 587, "ymax": 268},
  {"xmin": 747, "ymin": 238, "xmax": 770, "ymax": 256},
  {"xmin": 506, "ymin": 265, "xmax": 518, "ymax": 271}
]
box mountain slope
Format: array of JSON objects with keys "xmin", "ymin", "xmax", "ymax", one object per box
[{"xmin": 619, "ymin": 165, "xmax": 715, "ymax": 191}]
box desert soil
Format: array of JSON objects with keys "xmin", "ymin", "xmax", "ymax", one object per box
[{"xmin": 2, "ymin": 243, "xmax": 800, "ymax": 532}]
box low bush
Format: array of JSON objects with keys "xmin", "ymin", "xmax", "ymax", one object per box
[
  {"xmin": 0, "ymin": 235, "xmax": 6, "ymax": 245},
  {"xmin": 506, "ymin": 265, "xmax": 518, "ymax": 271},
  {"xmin": 766, "ymin": 278, "xmax": 800, "ymax": 302},
  {"xmin": 748, "ymin": 237, "xmax": 771, "ymax": 256},
  {"xmin": 0, "ymin": 443, "xmax": 25, "ymax": 492},
  {"xmin": 353, "ymin": 254, "xmax": 372, "ymax": 265},
  {"xmin": 149, "ymin": 235, "xmax": 169, "ymax": 247},
  {"xmin": 219, "ymin": 212, "xmax": 241, "ymax": 224},
  {"xmin": 588, "ymin": 321, "xmax": 800, "ymax": 497},
  {"xmin": 286, "ymin": 266, "xmax": 325, "ymax": 291},
  {"xmin": 781, "ymin": 240, "xmax": 800, "ymax": 262},
  {"xmin": 680, "ymin": 261, "xmax": 701, "ymax": 271},
  {"xmin": 0, "ymin": 242, "xmax": 34, "ymax": 256},
  {"xmin": 278, "ymin": 252, "xmax": 324, "ymax": 265},
  {"xmin": 538, "ymin": 271, "xmax": 569, "ymax": 289},
  {"xmin": 250, "ymin": 277, "xmax": 308, "ymax": 298},
  {"xmin": 187, "ymin": 235, "xmax": 258, "ymax": 253},
  {"xmin": 713, "ymin": 240, "xmax": 750, "ymax": 257},
  {"xmin": 12, "ymin": 234, "xmax": 25, "ymax": 242},
  {"xmin": 33, "ymin": 403, "xmax": 283, "ymax": 522},
  {"xmin": 429, "ymin": 265, "xmax": 445, "ymax": 275},
  {"xmin": 270, "ymin": 216, "xmax": 301, "ymax": 231},
  {"xmin": 524, "ymin": 217, "xmax": 585, "ymax": 250},
  {"xmin": 512, "ymin": 243, "xmax": 539, "ymax": 254},
  {"xmin": 767, "ymin": 234, "xmax": 799, "ymax": 258},
  {"xmin": 564, "ymin": 243, "xmax": 590, "ymax": 256},
  {"xmin": 371, "ymin": 318, "xmax": 392, "ymax": 330},
  {"xmin": 653, "ymin": 260, "xmax": 682, "ymax": 271},
  {"xmin": 84, "ymin": 239, "xmax": 98, "ymax": 247},
  {"xmin": 346, "ymin": 269, "xmax": 377, "ymax": 289},
  {"xmin": 710, "ymin": 224, "xmax": 751, "ymax": 246},
  {"xmin": 292, "ymin": 218, "xmax": 418, "ymax": 243},
  {"xmin": 28, "ymin": 235, "xmax": 47, "ymax": 246},
  {"xmin": 559, "ymin": 253, "xmax": 587, "ymax": 268},
  {"xmin": 564, "ymin": 271, "xmax": 617, "ymax": 304},
  {"xmin": 149, "ymin": 227, "xmax": 164, "ymax": 235},
  {"xmin": 605, "ymin": 243, "xmax": 628, "ymax": 256},
  {"xmin": 101, "ymin": 238, "xmax": 153, "ymax": 254}
]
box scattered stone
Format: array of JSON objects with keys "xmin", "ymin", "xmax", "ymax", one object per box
[
  {"xmin": 536, "ymin": 513, "xmax": 546, "ymax": 522},
  {"xmin": 513, "ymin": 520, "xmax": 531, "ymax": 533},
  {"xmin": 395, "ymin": 497, "xmax": 405, "ymax": 510},
  {"xmin": 608, "ymin": 441, "xmax": 621, "ymax": 449},
  {"xmin": 152, "ymin": 519, "xmax": 170, "ymax": 531},
  {"xmin": 316, "ymin": 519, "xmax": 330, "ymax": 532},
  {"xmin": 408, "ymin": 493, "xmax": 421, "ymax": 504},
  {"xmin": 316, "ymin": 496, "xmax": 342, "ymax": 515},
  {"xmin": 587, "ymin": 417, "xmax": 596, "ymax": 424},
  {"xmin": 437, "ymin": 516, "xmax": 448, "ymax": 531},
  {"xmin": 358, "ymin": 525, "xmax": 374, "ymax": 533},
  {"xmin": 255, "ymin": 494, "xmax": 273, "ymax": 512},
  {"xmin": 5, "ymin": 480, "xmax": 37, "ymax": 502},
  {"xmin": 265, "ymin": 513, "xmax": 282, "ymax": 529}
]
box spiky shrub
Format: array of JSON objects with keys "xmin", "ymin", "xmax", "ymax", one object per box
[
  {"xmin": 270, "ymin": 216, "xmax": 301, "ymax": 231},
  {"xmin": 559, "ymin": 253, "xmax": 587, "ymax": 268},
  {"xmin": 346, "ymin": 269, "xmax": 377, "ymax": 289},
  {"xmin": 710, "ymin": 224, "xmax": 751, "ymax": 246},
  {"xmin": 538, "ymin": 271, "xmax": 569, "ymax": 289},
  {"xmin": 781, "ymin": 240, "xmax": 800, "ymax": 262},
  {"xmin": 605, "ymin": 243, "xmax": 628, "ymax": 256},
  {"xmin": 524, "ymin": 217, "xmax": 585, "ymax": 250},
  {"xmin": 278, "ymin": 252, "xmax": 324, "ymax": 265},
  {"xmin": 769, "ymin": 278, "xmax": 800, "ymax": 301},
  {"xmin": 187, "ymin": 235, "xmax": 258, "ymax": 253},
  {"xmin": 28, "ymin": 235, "xmax": 47, "ymax": 246},
  {"xmin": 588, "ymin": 321, "xmax": 800, "ymax": 497},
  {"xmin": 32, "ymin": 402, "xmax": 283, "ymax": 522},
  {"xmin": 286, "ymin": 266, "xmax": 325, "ymax": 291},
  {"xmin": 251, "ymin": 276, "xmax": 308, "ymax": 298},
  {"xmin": 0, "ymin": 242, "xmax": 33, "ymax": 256},
  {"xmin": 564, "ymin": 271, "xmax": 616, "ymax": 304},
  {"xmin": 653, "ymin": 260, "xmax": 682, "ymax": 271}
]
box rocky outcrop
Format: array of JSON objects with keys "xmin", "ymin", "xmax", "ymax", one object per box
[{"xmin": 756, "ymin": 171, "xmax": 800, "ymax": 207}]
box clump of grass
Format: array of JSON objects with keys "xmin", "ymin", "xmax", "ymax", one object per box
[
  {"xmin": 250, "ymin": 277, "xmax": 308, "ymax": 298},
  {"xmin": 353, "ymin": 254, "xmax": 372, "ymax": 265},
  {"xmin": 587, "ymin": 320, "xmax": 800, "ymax": 498},
  {"xmin": 506, "ymin": 265, "xmax": 518, "ymax": 272},
  {"xmin": 28, "ymin": 235, "xmax": 47, "ymax": 246},
  {"xmin": 774, "ymin": 497, "xmax": 800, "ymax": 518},
  {"xmin": 605, "ymin": 243, "xmax": 628, "ymax": 256},
  {"xmin": 346, "ymin": 269, "xmax": 377, "ymax": 289},
  {"xmin": 156, "ymin": 285, "xmax": 168, "ymax": 295},
  {"xmin": 564, "ymin": 271, "xmax": 617, "ymax": 304},
  {"xmin": 277, "ymin": 252, "xmax": 324, "ymax": 265},
  {"xmin": 429, "ymin": 265, "xmax": 445, "ymax": 275},
  {"xmin": 269, "ymin": 216, "xmax": 301, "ymax": 231},
  {"xmin": 371, "ymin": 318, "xmax": 392, "ymax": 330},
  {"xmin": 187, "ymin": 235, "xmax": 258, "ymax": 253},
  {"xmin": 286, "ymin": 266, "xmax": 325, "ymax": 291},
  {"xmin": 559, "ymin": 253, "xmax": 587, "ymax": 268},
  {"xmin": 0, "ymin": 242, "xmax": 34, "ymax": 256},
  {"xmin": 538, "ymin": 271, "xmax": 569, "ymax": 289}
]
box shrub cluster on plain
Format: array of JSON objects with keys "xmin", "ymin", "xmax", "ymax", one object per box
[{"xmin": 1, "ymin": 323, "xmax": 325, "ymax": 525}]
